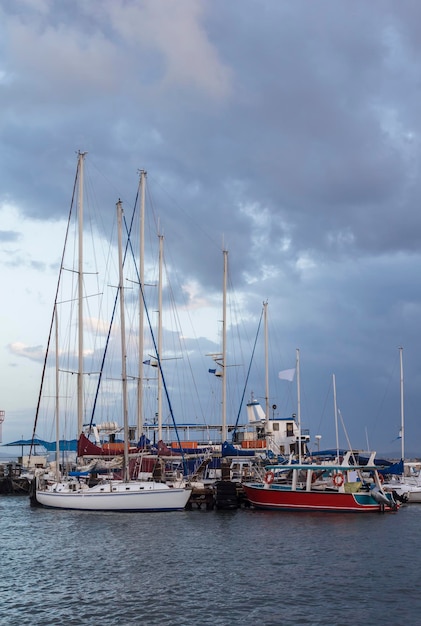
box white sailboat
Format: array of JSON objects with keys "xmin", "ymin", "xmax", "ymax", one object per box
[{"xmin": 32, "ymin": 153, "xmax": 191, "ymax": 511}]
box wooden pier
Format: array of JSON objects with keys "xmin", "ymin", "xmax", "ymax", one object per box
[
  {"xmin": 186, "ymin": 486, "xmax": 215, "ymax": 510},
  {"xmin": 186, "ymin": 481, "xmax": 250, "ymax": 510},
  {"xmin": 0, "ymin": 463, "xmax": 31, "ymax": 494}
]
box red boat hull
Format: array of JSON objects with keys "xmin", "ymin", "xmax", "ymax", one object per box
[{"xmin": 242, "ymin": 483, "xmax": 396, "ymax": 513}]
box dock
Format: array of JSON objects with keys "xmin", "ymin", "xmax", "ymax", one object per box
[
  {"xmin": 0, "ymin": 463, "xmax": 32, "ymax": 495},
  {"xmin": 186, "ymin": 481, "xmax": 250, "ymax": 510}
]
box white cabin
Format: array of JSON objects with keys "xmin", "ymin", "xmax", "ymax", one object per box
[{"xmin": 232, "ymin": 399, "xmax": 310, "ymax": 457}]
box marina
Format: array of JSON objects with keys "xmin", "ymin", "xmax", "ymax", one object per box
[
  {"xmin": 1, "ymin": 152, "xmax": 414, "ymax": 517},
  {"xmin": 15, "ymin": 153, "xmax": 327, "ymax": 514},
  {"xmin": 3, "ymin": 4, "xmax": 421, "ymax": 624},
  {"xmin": 1, "ymin": 447, "xmax": 413, "ymax": 514}
]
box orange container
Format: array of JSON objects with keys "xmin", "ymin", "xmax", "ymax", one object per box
[
  {"xmin": 171, "ymin": 441, "xmax": 198, "ymax": 449},
  {"xmin": 102, "ymin": 443, "xmax": 125, "ymax": 453},
  {"xmin": 241, "ymin": 440, "xmax": 266, "ymax": 449}
]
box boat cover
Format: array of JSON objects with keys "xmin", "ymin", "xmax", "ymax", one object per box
[{"xmin": 222, "ymin": 441, "xmax": 255, "ymax": 457}]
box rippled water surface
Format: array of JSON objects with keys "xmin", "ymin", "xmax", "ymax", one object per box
[{"xmin": 2, "ymin": 496, "xmax": 420, "ymax": 625}]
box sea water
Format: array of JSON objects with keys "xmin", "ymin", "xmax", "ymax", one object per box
[{"xmin": 1, "ymin": 496, "xmax": 419, "ymax": 625}]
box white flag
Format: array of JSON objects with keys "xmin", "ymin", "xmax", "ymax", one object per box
[{"xmin": 278, "ymin": 368, "xmax": 295, "ymax": 382}]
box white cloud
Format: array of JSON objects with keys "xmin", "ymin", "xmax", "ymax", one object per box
[
  {"xmin": 105, "ymin": 0, "xmax": 232, "ymax": 99},
  {"xmin": 8, "ymin": 342, "xmax": 45, "ymax": 362}
]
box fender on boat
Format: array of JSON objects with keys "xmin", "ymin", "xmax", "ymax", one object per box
[{"xmin": 370, "ymin": 485, "xmax": 396, "ymax": 509}]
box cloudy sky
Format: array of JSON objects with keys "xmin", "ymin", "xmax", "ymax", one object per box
[{"xmin": 1, "ymin": 0, "xmax": 421, "ymax": 457}]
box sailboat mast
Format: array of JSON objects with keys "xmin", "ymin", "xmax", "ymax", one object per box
[
  {"xmin": 222, "ymin": 249, "xmax": 228, "ymax": 442},
  {"xmin": 263, "ymin": 301, "xmax": 269, "ymax": 424},
  {"xmin": 54, "ymin": 305, "xmax": 60, "ymax": 481},
  {"xmin": 77, "ymin": 151, "xmax": 86, "ymax": 437},
  {"xmin": 157, "ymin": 233, "xmax": 164, "ymax": 442},
  {"xmin": 399, "ymin": 346, "xmax": 404, "ymax": 461},
  {"xmin": 333, "ymin": 373, "xmax": 339, "ymax": 461},
  {"xmin": 137, "ymin": 170, "xmax": 146, "ymax": 439},
  {"xmin": 296, "ymin": 348, "xmax": 301, "ymax": 463},
  {"xmin": 117, "ymin": 200, "xmax": 129, "ymax": 481}
]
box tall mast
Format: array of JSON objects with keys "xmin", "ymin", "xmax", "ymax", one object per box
[
  {"xmin": 221, "ymin": 249, "xmax": 228, "ymax": 442},
  {"xmin": 137, "ymin": 170, "xmax": 146, "ymax": 439},
  {"xmin": 117, "ymin": 200, "xmax": 129, "ymax": 481},
  {"xmin": 157, "ymin": 233, "xmax": 164, "ymax": 442},
  {"xmin": 54, "ymin": 305, "xmax": 60, "ymax": 481},
  {"xmin": 333, "ymin": 373, "xmax": 339, "ymax": 461},
  {"xmin": 399, "ymin": 346, "xmax": 405, "ymax": 461},
  {"xmin": 296, "ymin": 348, "xmax": 301, "ymax": 463},
  {"xmin": 263, "ymin": 301, "xmax": 269, "ymax": 424},
  {"xmin": 77, "ymin": 151, "xmax": 86, "ymax": 437}
]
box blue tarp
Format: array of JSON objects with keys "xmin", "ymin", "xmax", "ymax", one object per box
[
  {"xmin": 137, "ymin": 435, "xmax": 151, "ymax": 448},
  {"xmin": 222, "ymin": 441, "xmax": 255, "ymax": 457},
  {"xmin": 378, "ymin": 459, "xmax": 404, "ymax": 476},
  {"xmin": 68, "ymin": 471, "xmax": 91, "ymax": 476},
  {"xmin": 313, "ymin": 449, "xmax": 396, "ymax": 467},
  {"xmin": 3, "ymin": 438, "xmax": 78, "ymax": 452}
]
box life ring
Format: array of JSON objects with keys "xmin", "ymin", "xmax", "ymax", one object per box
[
  {"xmin": 264, "ymin": 471, "xmax": 275, "ymax": 485},
  {"xmin": 378, "ymin": 474, "xmax": 384, "ymax": 484},
  {"xmin": 333, "ymin": 473, "xmax": 344, "ymax": 487}
]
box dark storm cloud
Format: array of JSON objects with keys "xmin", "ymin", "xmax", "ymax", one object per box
[{"xmin": 1, "ymin": 0, "xmax": 421, "ymax": 452}]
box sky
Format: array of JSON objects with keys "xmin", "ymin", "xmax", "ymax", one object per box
[{"xmin": 1, "ymin": 0, "xmax": 421, "ymax": 458}]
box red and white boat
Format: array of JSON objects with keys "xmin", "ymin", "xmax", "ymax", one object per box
[{"xmin": 243, "ymin": 455, "xmax": 400, "ymax": 513}]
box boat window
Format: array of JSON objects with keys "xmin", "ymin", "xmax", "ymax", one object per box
[
  {"xmin": 272, "ymin": 423, "xmax": 279, "ymax": 431},
  {"xmin": 286, "ymin": 423, "xmax": 294, "ymax": 436}
]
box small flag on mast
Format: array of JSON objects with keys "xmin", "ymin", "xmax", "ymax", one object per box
[{"xmin": 278, "ymin": 368, "xmax": 295, "ymax": 382}]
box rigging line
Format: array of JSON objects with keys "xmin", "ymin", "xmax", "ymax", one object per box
[
  {"xmin": 162, "ymin": 254, "xmax": 208, "ymax": 426},
  {"xmin": 369, "ymin": 352, "xmax": 399, "ymax": 442},
  {"xmin": 337, "ymin": 409, "xmax": 357, "ymax": 465},
  {"xmin": 88, "ymin": 190, "xmax": 140, "ymax": 427},
  {"xmin": 125, "ymin": 229, "xmax": 188, "ymax": 475},
  {"xmin": 146, "ymin": 172, "xmax": 222, "ymax": 252},
  {"xmin": 314, "ymin": 377, "xmax": 333, "ymax": 438},
  {"xmin": 232, "ymin": 305, "xmax": 264, "ymax": 437},
  {"xmin": 30, "ymin": 157, "xmax": 80, "ymax": 459},
  {"xmin": 87, "ymin": 182, "xmax": 185, "ymax": 473}
]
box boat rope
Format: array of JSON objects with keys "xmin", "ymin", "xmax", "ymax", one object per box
[
  {"xmin": 30, "ymin": 156, "xmax": 80, "ymax": 460},
  {"xmin": 125, "ymin": 234, "xmax": 188, "ymax": 475},
  {"xmin": 88, "ymin": 185, "xmax": 188, "ymax": 475},
  {"xmin": 88, "ymin": 187, "xmax": 138, "ymax": 427},
  {"xmin": 231, "ymin": 305, "xmax": 264, "ymax": 439}
]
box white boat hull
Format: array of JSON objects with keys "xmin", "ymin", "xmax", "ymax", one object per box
[
  {"xmin": 383, "ymin": 477, "xmax": 421, "ymax": 504},
  {"xmin": 407, "ymin": 490, "xmax": 421, "ymax": 503},
  {"xmin": 35, "ymin": 480, "xmax": 191, "ymax": 511},
  {"xmin": 384, "ymin": 486, "xmax": 421, "ymax": 503}
]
